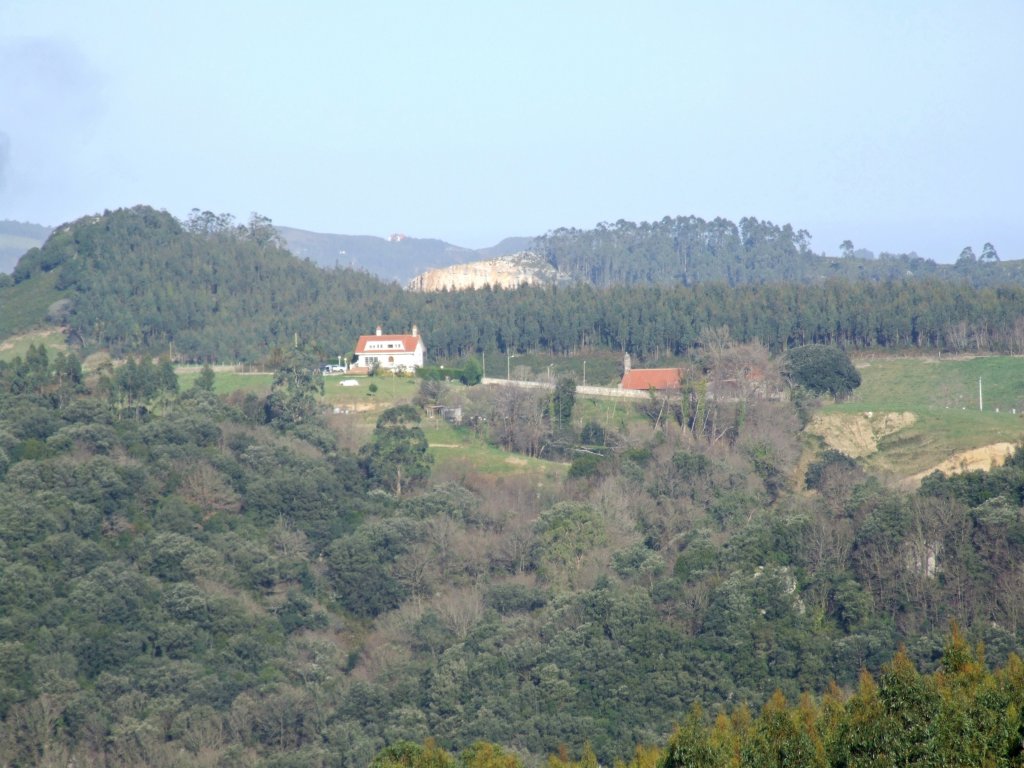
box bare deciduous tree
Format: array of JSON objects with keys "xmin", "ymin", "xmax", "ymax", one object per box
[{"xmin": 433, "ymin": 586, "xmax": 485, "ymax": 640}]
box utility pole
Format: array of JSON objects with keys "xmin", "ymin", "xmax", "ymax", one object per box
[
  {"xmin": 583, "ymin": 360, "xmax": 586, "ymax": 386},
  {"xmin": 979, "ymin": 377, "xmax": 983, "ymax": 411}
]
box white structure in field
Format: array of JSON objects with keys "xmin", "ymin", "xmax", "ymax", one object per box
[{"xmin": 354, "ymin": 325, "xmax": 425, "ymax": 372}]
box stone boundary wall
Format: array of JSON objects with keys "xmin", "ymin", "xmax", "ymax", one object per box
[{"xmin": 480, "ymin": 377, "xmax": 649, "ymax": 400}]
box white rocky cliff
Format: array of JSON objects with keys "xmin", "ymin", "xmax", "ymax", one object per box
[{"xmin": 407, "ymin": 252, "xmax": 561, "ymax": 292}]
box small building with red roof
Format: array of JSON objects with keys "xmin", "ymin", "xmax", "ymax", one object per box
[
  {"xmin": 619, "ymin": 352, "xmax": 683, "ymax": 391},
  {"xmin": 354, "ymin": 325, "xmax": 425, "ymax": 373},
  {"xmin": 620, "ymin": 367, "xmax": 684, "ymax": 391}
]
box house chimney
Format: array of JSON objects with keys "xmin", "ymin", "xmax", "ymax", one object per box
[
  {"xmin": 375, "ymin": 325, "xmax": 382, "ymax": 336},
  {"xmin": 412, "ymin": 324, "xmax": 419, "ymax": 337},
  {"xmin": 623, "ymin": 352, "xmax": 631, "ymax": 373}
]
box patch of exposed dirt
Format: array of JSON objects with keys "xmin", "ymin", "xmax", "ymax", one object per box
[
  {"xmin": 83, "ymin": 350, "xmax": 112, "ymax": 369},
  {"xmin": 327, "ymin": 401, "xmax": 376, "ymax": 413},
  {"xmin": 805, "ymin": 411, "xmax": 917, "ymax": 458},
  {"xmin": 909, "ymin": 442, "xmax": 1016, "ymax": 483}
]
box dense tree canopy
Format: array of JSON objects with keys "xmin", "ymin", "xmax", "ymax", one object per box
[
  {"xmin": 4, "ymin": 206, "xmax": 1024, "ymax": 765},
  {"xmin": 4, "ymin": 207, "xmax": 1024, "ymax": 368}
]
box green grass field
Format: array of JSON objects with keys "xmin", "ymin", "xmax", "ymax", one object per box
[
  {"xmin": 0, "ymin": 271, "xmax": 63, "ymax": 340},
  {"xmin": 826, "ymin": 355, "xmax": 1024, "ymax": 474},
  {"xmin": 176, "ymin": 367, "xmax": 277, "ymax": 396},
  {"xmin": 316, "ymin": 373, "xmax": 568, "ymax": 482},
  {"xmin": 0, "ymin": 326, "xmax": 69, "ymax": 363},
  {"xmin": 420, "ymin": 419, "xmax": 567, "ymax": 479}
]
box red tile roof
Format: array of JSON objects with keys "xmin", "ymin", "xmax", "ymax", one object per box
[
  {"xmin": 354, "ymin": 334, "xmax": 421, "ymax": 354},
  {"xmin": 620, "ymin": 368, "xmax": 683, "ymax": 391}
]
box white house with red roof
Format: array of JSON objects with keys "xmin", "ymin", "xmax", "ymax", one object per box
[{"xmin": 354, "ymin": 325, "xmax": 425, "ymax": 373}]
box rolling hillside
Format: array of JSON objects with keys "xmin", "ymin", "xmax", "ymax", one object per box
[{"xmin": 4, "ymin": 208, "xmax": 1024, "ymax": 766}]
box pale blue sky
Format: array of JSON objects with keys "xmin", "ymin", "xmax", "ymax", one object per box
[{"xmin": 1, "ymin": 1, "xmax": 1021, "ymax": 261}]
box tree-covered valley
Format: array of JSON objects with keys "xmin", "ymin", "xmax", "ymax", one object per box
[{"xmin": 2, "ymin": 207, "xmax": 1024, "ymax": 766}]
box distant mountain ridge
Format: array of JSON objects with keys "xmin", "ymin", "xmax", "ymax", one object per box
[
  {"xmin": 276, "ymin": 226, "xmax": 531, "ymax": 284},
  {"xmin": 0, "ymin": 218, "xmax": 531, "ymax": 283},
  {"xmin": 0, "ymin": 219, "xmax": 51, "ymax": 273}
]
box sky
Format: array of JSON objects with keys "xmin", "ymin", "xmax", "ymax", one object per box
[{"xmin": 1, "ymin": 1, "xmax": 1021, "ymax": 262}]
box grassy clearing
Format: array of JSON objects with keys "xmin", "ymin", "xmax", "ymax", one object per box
[
  {"xmin": 321, "ymin": 373, "xmax": 419, "ymax": 410},
  {"xmin": 420, "ymin": 418, "xmax": 567, "ymax": 479},
  {"xmin": 0, "ymin": 271, "xmax": 62, "ymax": 339},
  {"xmin": 318, "ymin": 374, "xmax": 568, "ymax": 481},
  {"xmin": 0, "ymin": 326, "xmax": 69, "ymax": 363},
  {"xmin": 573, "ymin": 392, "xmax": 648, "ymax": 434},
  {"xmin": 826, "ymin": 355, "xmax": 1024, "ymax": 474},
  {"xmin": 176, "ymin": 367, "xmax": 277, "ymax": 396}
]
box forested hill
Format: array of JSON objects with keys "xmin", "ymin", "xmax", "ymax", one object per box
[
  {"xmin": 5, "ymin": 207, "xmax": 402, "ymax": 360},
  {"xmin": 6, "ymin": 205, "xmax": 1024, "ymax": 362},
  {"xmin": 531, "ymin": 215, "xmax": 1021, "ymax": 288}
]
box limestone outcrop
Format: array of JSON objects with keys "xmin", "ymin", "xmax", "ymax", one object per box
[{"xmin": 407, "ymin": 252, "xmax": 560, "ymax": 292}]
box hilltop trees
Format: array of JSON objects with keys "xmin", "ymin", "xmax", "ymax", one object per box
[
  {"xmin": 534, "ymin": 215, "xmax": 816, "ymax": 287},
  {"xmin": 8, "ymin": 206, "xmax": 1024, "ymax": 366},
  {"xmin": 958, "ymin": 246, "xmax": 978, "ymax": 265}
]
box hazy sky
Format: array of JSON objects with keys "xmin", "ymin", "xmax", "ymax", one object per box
[{"xmin": 1, "ymin": 2, "xmax": 1021, "ymax": 261}]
